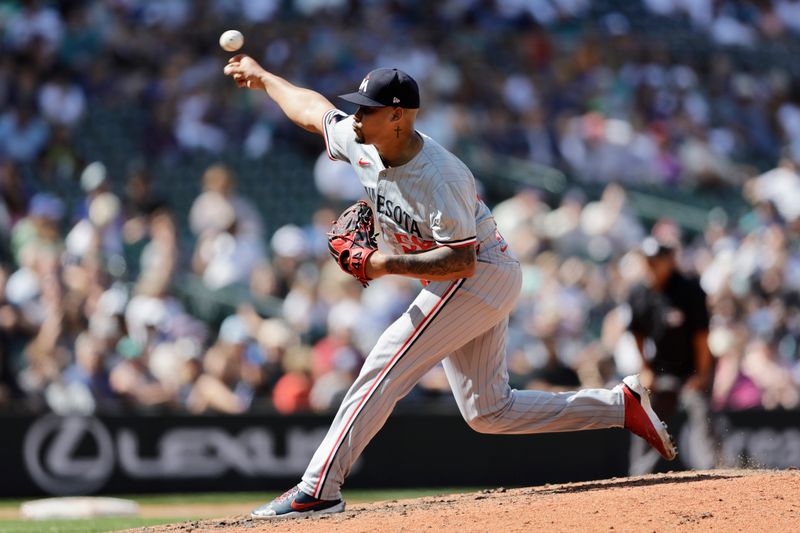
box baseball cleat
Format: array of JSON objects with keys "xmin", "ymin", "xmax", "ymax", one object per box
[
  {"xmin": 621, "ymin": 375, "xmax": 678, "ymax": 461},
  {"xmin": 250, "ymin": 485, "xmax": 345, "ymax": 519}
]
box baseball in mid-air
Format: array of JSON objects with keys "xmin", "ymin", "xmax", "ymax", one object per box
[{"xmin": 219, "ymin": 30, "xmax": 244, "ymax": 52}]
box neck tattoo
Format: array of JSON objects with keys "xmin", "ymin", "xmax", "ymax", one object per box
[{"xmin": 395, "ymin": 126, "xmax": 401, "ymax": 138}]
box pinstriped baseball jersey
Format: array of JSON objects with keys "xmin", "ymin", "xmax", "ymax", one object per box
[{"xmin": 322, "ymin": 109, "xmax": 512, "ymax": 263}]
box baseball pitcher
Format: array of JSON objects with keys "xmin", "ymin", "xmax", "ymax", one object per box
[{"xmin": 223, "ymin": 56, "xmax": 677, "ymax": 519}]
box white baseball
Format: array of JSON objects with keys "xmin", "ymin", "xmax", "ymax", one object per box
[{"xmin": 219, "ymin": 30, "xmax": 244, "ymax": 52}]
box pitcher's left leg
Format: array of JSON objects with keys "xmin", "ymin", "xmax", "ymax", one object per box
[
  {"xmin": 443, "ymin": 323, "xmax": 677, "ymax": 459},
  {"xmin": 443, "ymin": 319, "xmax": 625, "ymax": 434}
]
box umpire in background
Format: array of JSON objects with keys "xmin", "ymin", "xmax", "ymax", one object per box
[{"xmin": 627, "ymin": 234, "xmax": 715, "ymax": 474}]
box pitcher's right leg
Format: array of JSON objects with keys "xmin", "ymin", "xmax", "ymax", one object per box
[
  {"xmin": 299, "ymin": 263, "xmax": 523, "ymax": 502},
  {"xmin": 299, "ymin": 278, "xmax": 468, "ymax": 502}
]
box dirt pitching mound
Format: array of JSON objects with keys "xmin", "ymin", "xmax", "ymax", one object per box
[{"xmin": 132, "ymin": 469, "xmax": 800, "ymax": 532}]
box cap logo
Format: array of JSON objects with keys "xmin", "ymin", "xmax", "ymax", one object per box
[
  {"xmin": 392, "ymin": 97, "xmax": 400, "ymax": 103},
  {"xmin": 358, "ymin": 77, "xmax": 370, "ymax": 93}
]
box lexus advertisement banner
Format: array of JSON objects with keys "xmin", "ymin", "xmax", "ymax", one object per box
[{"xmin": 1, "ymin": 411, "xmax": 798, "ymax": 497}]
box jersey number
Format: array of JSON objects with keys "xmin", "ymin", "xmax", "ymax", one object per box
[{"xmin": 395, "ymin": 234, "xmax": 437, "ymax": 253}]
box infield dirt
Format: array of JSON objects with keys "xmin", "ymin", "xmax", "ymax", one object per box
[{"xmin": 129, "ymin": 469, "xmax": 799, "ymax": 532}]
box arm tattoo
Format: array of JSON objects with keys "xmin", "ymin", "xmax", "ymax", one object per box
[{"xmin": 384, "ymin": 246, "xmax": 475, "ymax": 279}]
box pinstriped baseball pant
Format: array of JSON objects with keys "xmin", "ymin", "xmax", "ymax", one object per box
[{"xmin": 299, "ymin": 261, "xmax": 625, "ymax": 500}]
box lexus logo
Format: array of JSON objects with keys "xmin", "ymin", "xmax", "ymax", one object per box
[
  {"xmin": 21, "ymin": 416, "xmax": 331, "ymax": 495},
  {"xmin": 24, "ymin": 415, "xmax": 114, "ymax": 495}
]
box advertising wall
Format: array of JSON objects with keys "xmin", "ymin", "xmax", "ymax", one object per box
[{"xmin": 2, "ymin": 410, "xmax": 797, "ymax": 497}]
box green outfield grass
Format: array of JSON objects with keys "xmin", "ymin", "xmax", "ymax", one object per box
[
  {"xmin": 0, "ymin": 517, "xmax": 179, "ymax": 533},
  {"xmin": 0, "ymin": 487, "xmax": 484, "ymax": 533}
]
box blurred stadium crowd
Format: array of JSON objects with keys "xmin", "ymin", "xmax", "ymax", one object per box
[{"xmin": 1, "ymin": 0, "xmax": 799, "ymax": 415}]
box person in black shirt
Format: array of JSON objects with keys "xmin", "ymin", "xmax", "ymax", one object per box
[
  {"xmin": 626, "ymin": 236, "xmax": 715, "ymax": 473},
  {"xmin": 628, "ymin": 237, "xmax": 713, "ymax": 395}
]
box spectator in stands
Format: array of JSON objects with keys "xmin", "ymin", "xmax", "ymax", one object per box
[
  {"xmin": 66, "ymin": 190, "xmax": 123, "ymax": 264},
  {"xmin": 109, "ymin": 335, "xmax": 172, "ymax": 409},
  {"xmin": 37, "ymin": 67, "xmax": 86, "ymax": 128},
  {"xmin": 189, "ymin": 164, "xmax": 263, "ymax": 239},
  {"xmin": 186, "ymin": 314, "xmax": 264, "ymax": 414},
  {"xmin": 579, "ymin": 184, "xmax": 645, "ymax": 262},
  {"xmin": 134, "ymin": 208, "xmax": 178, "ymax": 297},
  {"xmin": 191, "ymin": 201, "xmax": 265, "ymax": 291},
  {"xmin": 307, "ymin": 300, "xmax": 364, "ymax": 412},
  {"xmin": 255, "ymin": 316, "xmax": 300, "ymax": 393},
  {"xmin": 190, "ymin": 164, "xmax": 266, "ymax": 291},
  {"xmin": 0, "ymin": 98, "xmax": 49, "ymax": 163},
  {"xmin": 61, "ymin": 332, "xmax": 115, "ymax": 408},
  {"xmin": 272, "ymin": 346, "xmax": 313, "ymax": 415},
  {"xmin": 739, "ymin": 338, "xmax": 799, "ymax": 410},
  {"xmin": 10, "ymin": 193, "xmax": 64, "ymax": 267},
  {"xmin": 744, "ymin": 154, "xmax": 800, "ymax": 224},
  {"xmin": 13, "ymin": 247, "xmax": 66, "ymax": 406},
  {"xmin": 3, "ymin": 0, "xmax": 64, "ymax": 54},
  {"xmin": 120, "ymin": 165, "xmax": 168, "ymax": 279},
  {"xmin": 711, "ymin": 324, "xmax": 764, "ymax": 411}
]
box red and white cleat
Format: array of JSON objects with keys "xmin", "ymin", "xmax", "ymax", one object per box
[
  {"xmin": 621, "ymin": 375, "xmax": 678, "ymax": 461},
  {"xmin": 250, "ymin": 486, "xmax": 345, "ymax": 519}
]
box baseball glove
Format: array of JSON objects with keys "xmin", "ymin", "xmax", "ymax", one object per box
[{"xmin": 327, "ymin": 200, "xmax": 378, "ymax": 287}]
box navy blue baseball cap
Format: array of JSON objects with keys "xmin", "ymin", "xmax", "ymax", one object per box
[{"xmin": 339, "ymin": 68, "xmax": 420, "ymax": 109}]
